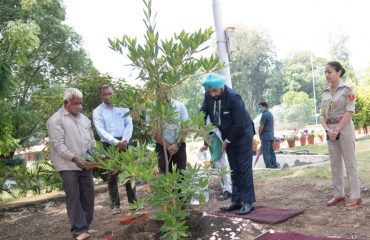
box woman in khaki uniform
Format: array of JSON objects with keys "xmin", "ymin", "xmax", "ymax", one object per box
[{"xmin": 320, "ymin": 61, "xmax": 362, "ymax": 208}]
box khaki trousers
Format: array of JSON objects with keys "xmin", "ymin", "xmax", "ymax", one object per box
[{"xmin": 328, "ymin": 121, "xmax": 360, "ymax": 199}]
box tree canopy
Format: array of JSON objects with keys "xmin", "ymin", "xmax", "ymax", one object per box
[{"xmin": 0, "ymin": 0, "xmax": 97, "ymax": 157}]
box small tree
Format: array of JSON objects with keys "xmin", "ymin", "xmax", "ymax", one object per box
[
  {"xmin": 109, "ymin": 0, "xmax": 219, "ymax": 172},
  {"xmin": 91, "ymin": 0, "xmax": 221, "ymax": 238}
]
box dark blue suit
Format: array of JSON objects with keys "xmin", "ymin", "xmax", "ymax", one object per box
[{"xmin": 201, "ymin": 86, "xmax": 256, "ymax": 204}]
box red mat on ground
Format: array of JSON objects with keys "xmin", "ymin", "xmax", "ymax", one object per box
[
  {"xmin": 210, "ymin": 206, "xmax": 304, "ymax": 224},
  {"xmin": 256, "ymin": 232, "xmax": 357, "ymax": 240}
]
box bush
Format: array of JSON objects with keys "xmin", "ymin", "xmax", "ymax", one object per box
[{"xmin": 4, "ymin": 156, "xmax": 24, "ymax": 166}]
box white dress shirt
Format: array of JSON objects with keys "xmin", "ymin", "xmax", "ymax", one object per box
[{"xmin": 92, "ymin": 102, "xmax": 133, "ymax": 146}]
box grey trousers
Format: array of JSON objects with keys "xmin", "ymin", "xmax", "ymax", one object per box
[
  {"xmin": 261, "ymin": 139, "xmax": 277, "ymax": 168},
  {"xmin": 59, "ymin": 169, "xmax": 95, "ymax": 237},
  {"xmin": 328, "ymin": 121, "xmax": 361, "ymax": 200}
]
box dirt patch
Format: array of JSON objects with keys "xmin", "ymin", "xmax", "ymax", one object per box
[{"xmin": 0, "ymin": 175, "xmax": 369, "ymax": 239}]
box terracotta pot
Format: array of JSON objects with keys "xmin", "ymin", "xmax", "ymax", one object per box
[
  {"xmin": 307, "ymin": 135, "xmax": 315, "ymax": 144},
  {"xmin": 273, "ymin": 141, "xmax": 281, "ymax": 150},
  {"xmin": 120, "ymin": 213, "xmax": 149, "ymax": 225},
  {"xmin": 299, "ymin": 136, "xmax": 306, "ymax": 146},
  {"xmin": 287, "ymin": 140, "xmax": 296, "ymax": 148},
  {"xmin": 318, "ymin": 135, "xmax": 324, "ymax": 142}
]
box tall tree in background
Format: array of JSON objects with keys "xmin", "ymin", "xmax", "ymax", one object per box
[
  {"xmin": 329, "ymin": 33, "xmax": 357, "ymax": 84},
  {"xmin": 263, "ymin": 61, "xmax": 286, "ymax": 107},
  {"xmin": 0, "ymin": 14, "xmax": 40, "ymax": 157},
  {"xmin": 230, "ymin": 27, "xmax": 280, "ymax": 115},
  {"xmin": 329, "ymin": 33, "xmax": 350, "ymax": 63},
  {"xmin": 0, "ymin": 0, "xmax": 97, "ymax": 156},
  {"xmin": 173, "ymin": 76, "xmax": 204, "ymax": 117},
  {"xmin": 282, "ymin": 51, "xmax": 328, "ymax": 107},
  {"xmin": 275, "ymin": 91, "xmax": 315, "ymax": 129}
]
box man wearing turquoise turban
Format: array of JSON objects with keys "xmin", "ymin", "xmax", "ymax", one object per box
[{"xmin": 200, "ymin": 73, "xmax": 256, "ymax": 215}]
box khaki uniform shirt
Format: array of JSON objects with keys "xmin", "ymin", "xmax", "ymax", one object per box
[
  {"xmin": 47, "ymin": 106, "xmax": 96, "ymax": 171},
  {"xmin": 320, "ymin": 81, "xmax": 355, "ymax": 121}
]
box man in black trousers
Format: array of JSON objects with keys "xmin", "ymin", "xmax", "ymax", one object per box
[
  {"xmin": 93, "ymin": 85, "xmax": 136, "ymax": 215},
  {"xmin": 200, "ymin": 73, "xmax": 256, "ymax": 215}
]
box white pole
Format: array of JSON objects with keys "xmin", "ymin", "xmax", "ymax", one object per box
[
  {"xmin": 310, "ymin": 52, "xmax": 318, "ymax": 124},
  {"xmin": 212, "ymin": 0, "xmax": 232, "ymax": 88}
]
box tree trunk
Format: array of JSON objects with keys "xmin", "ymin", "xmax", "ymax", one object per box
[{"xmin": 162, "ymin": 138, "xmax": 169, "ymax": 174}]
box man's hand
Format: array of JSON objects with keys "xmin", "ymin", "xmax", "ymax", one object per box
[
  {"xmin": 221, "ymin": 141, "xmax": 228, "ymax": 152},
  {"xmin": 72, "ymin": 156, "xmax": 87, "ymax": 169},
  {"xmin": 167, "ymin": 144, "xmax": 179, "ymax": 155},
  {"xmin": 117, "ymin": 140, "xmax": 128, "ymax": 150}
]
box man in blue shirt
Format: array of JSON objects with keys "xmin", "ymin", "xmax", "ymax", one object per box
[
  {"xmin": 258, "ymin": 102, "xmax": 278, "ymax": 168},
  {"xmin": 93, "ymin": 85, "xmax": 136, "ymax": 215}
]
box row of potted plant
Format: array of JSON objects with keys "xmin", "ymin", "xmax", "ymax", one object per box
[
  {"xmin": 274, "ymin": 129, "xmax": 325, "ymax": 149},
  {"xmin": 252, "ymin": 128, "xmax": 325, "ymax": 151}
]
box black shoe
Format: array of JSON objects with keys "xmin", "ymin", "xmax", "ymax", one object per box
[
  {"xmin": 235, "ymin": 203, "xmax": 255, "ymax": 215},
  {"xmin": 220, "ymin": 203, "xmax": 242, "ymax": 212},
  {"xmin": 218, "ymin": 191, "xmax": 232, "ymax": 201}
]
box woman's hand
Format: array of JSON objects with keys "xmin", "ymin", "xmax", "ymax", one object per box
[{"xmin": 327, "ymin": 129, "xmax": 339, "ymax": 141}]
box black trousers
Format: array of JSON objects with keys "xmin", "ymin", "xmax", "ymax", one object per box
[
  {"xmin": 59, "ymin": 169, "xmax": 95, "ymax": 237},
  {"xmin": 226, "ymin": 139, "xmax": 256, "ymax": 205},
  {"xmin": 155, "ymin": 142, "xmax": 186, "ymax": 174},
  {"xmin": 102, "ymin": 141, "xmax": 136, "ymax": 208}
]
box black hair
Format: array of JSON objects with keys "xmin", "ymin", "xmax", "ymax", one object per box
[
  {"xmin": 259, "ymin": 102, "xmax": 268, "ymax": 108},
  {"xmin": 327, "ymin": 61, "xmax": 346, "ymax": 78},
  {"xmin": 98, "ymin": 85, "xmax": 112, "ymax": 95}
]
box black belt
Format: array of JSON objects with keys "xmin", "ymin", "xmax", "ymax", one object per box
[{"xmin": 326, "ymin": 117, "xmax": 342, "ymax": 124}]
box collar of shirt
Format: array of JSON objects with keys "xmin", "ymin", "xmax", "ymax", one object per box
[
  {"xmin": 325, "ymin": 80, "xmax": 344, "ymax": 92},
  {"xmin": 61, "ymin": 105, "xmax": 80, "ymax": 118}
]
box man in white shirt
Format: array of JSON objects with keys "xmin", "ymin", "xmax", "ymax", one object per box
[
  {"xmin": 93, "ymin": 85, "xmax": 136, "ymax": 215},
  {"xmin": 152, "ymin": 97, "xmax": 188, "ymax": 173},
  {"xmin": 47, "ymin": 88, "xmax": 96, "ymax": 240}
]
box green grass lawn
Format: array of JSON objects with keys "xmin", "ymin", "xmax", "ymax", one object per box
[{"xmin": 255, "ymin": 136, "xmax": 370, "ymax": 186}]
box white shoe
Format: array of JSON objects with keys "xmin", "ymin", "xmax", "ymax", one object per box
[
  {"xmin": 87, "ymin": 229, "xmax": 98, "ymax": 234},
  {"xmin": 112, "ymin": 206, "xmax": 121, "ymax": 215},
  {"xmin": 75, "ymin": 232, "xmax": 90, "ymax": 240}
]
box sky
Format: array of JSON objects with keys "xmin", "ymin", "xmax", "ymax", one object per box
[{"xmin": 63, "ymin": 0, "xmax": 370, "ymax": 81}]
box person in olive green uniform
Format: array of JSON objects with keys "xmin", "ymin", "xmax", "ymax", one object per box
[{"xmin": 320, "ymin": 61, "xmax": 362, "ymax": 208}]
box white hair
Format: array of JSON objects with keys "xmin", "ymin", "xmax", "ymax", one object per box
[{"xmin": 63, "ymin": 88, "xmax": 83, "ymax": 101}]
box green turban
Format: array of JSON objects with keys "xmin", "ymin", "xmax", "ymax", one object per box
[{"xmin": 202, "ymin": 73, "xmax": 225, "ymax": 89}]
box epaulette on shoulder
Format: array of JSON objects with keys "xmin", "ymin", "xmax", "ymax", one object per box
[
  {"xmin": 342, "ymin": 83, "xmax": 353, "ymax": 90},
  {"xmin": 322, "ymin": 87, "xmax": 330, "ymax": 93}
]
